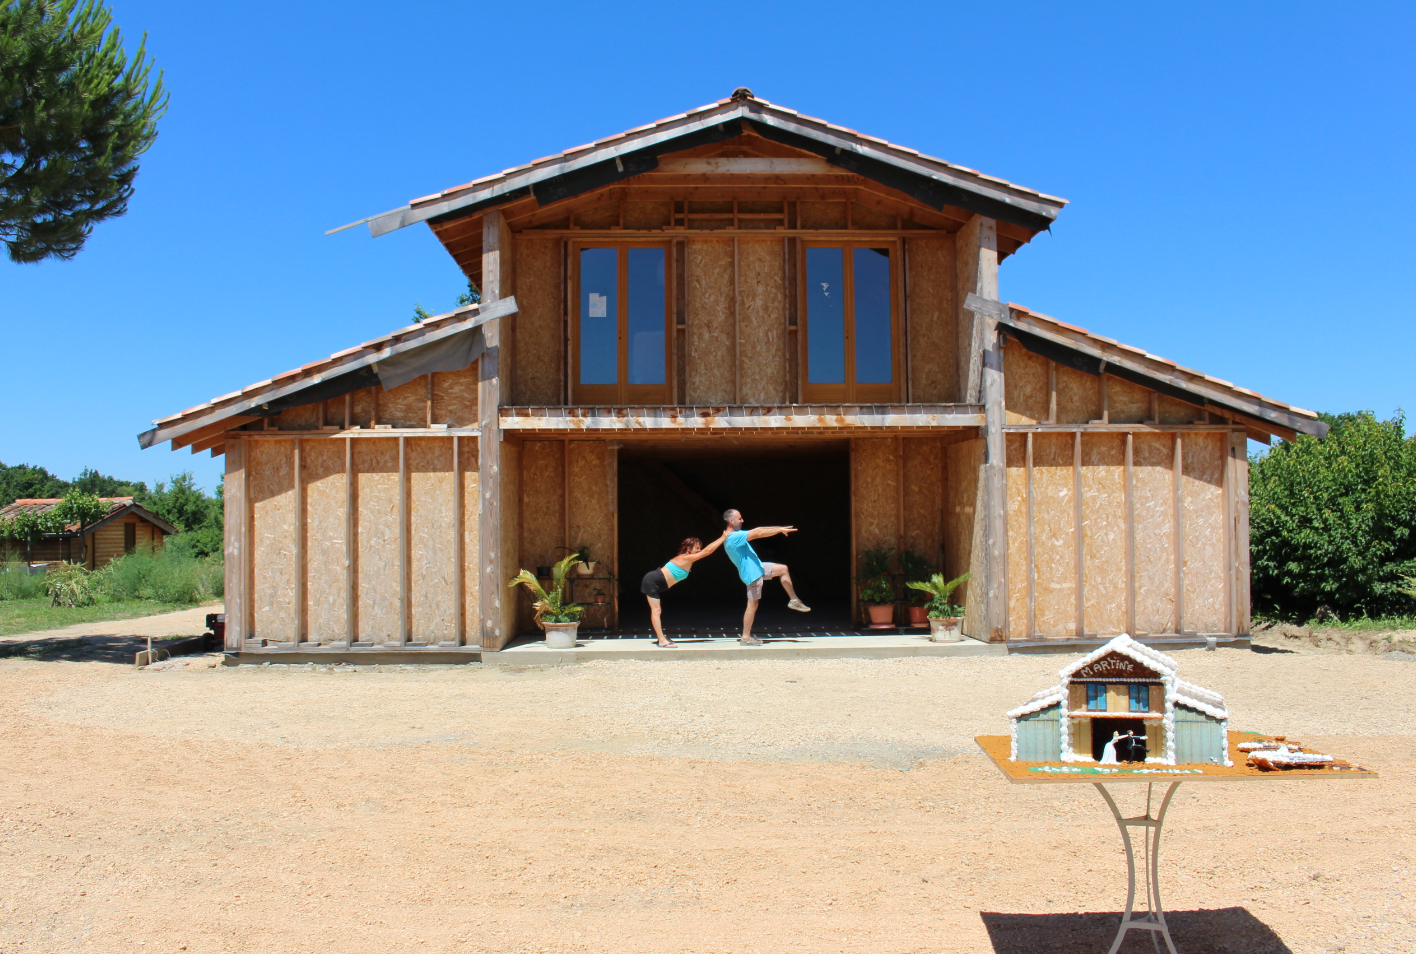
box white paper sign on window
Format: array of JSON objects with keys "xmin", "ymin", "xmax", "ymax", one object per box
[{"xmin": 588, "ymin": 293, "xmax": 607, "ymax": 318}]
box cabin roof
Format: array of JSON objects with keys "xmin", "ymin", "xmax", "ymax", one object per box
[
  {"xmin": 0, "ymin": 497, "xmax": 178, "ymax": 536},
  {"xmin": 344, "ymin": 88, "xmax": 1068, "ymax": 241}
]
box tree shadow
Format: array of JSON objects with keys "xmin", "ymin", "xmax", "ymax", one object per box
[
  {"xmin": 979, "ymin": 908, "xmax": 1293, "ymax": 953},
  {"xmin": 0, "ymin": 634, "xmax": 190, "ymax": 665},
  {"xmin": 1250, "ymin": 644, "xmax": 1298, "ymax": 654}
]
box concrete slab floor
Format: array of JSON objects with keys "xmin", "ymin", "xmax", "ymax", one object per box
[{"xmin": 491, "ymin": 632, "xmax": 1003, "ymax": 664}]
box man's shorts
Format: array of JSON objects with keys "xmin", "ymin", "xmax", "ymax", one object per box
[{"xmin": 745, "ymin": 563, "xmax": 779, "ymax": 601}]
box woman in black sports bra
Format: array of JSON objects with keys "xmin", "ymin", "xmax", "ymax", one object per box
[{"xmin": 639, "ymin": 529, "xmax": 729, "ymax": 647}]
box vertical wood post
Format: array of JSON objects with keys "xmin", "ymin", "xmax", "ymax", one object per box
[
  {"xmin": 344, "ymin": 437, "xmax": 355, "ymax": 646},
  {"xmin": 1073, "ymin": 429, "xmax": 1085, "ymax": 638},
  {"xmin": 956, "ymin": 215, "xmax": 998, "ymax": 404},
  {"xmin": 478, "ymin": 210, "xmax": 515, "ymax": 651},
  {"xmin": 397, "ymin": 435, "xmax": 408, "ymax": 646},
  {"xmin": 982, "ymin": 322, "xmax": 1008, "ymax": 641},
  {"xmin": 1125, "ymin": 432, "xmax": 1136, "ymax": 635},
  {"xmin": 1173, "ymin": 432, "xmax": 1185, "ymax": 634},
  {"xmin": 223, "ymin": 438, "xmax": 246, "ymax": 651},
  {"xmin": 451, "ymin": 435, "xmax": 463, "ymax": 646},
  {"xmin": 293, "ymin": 437, "xmax": 305, "ymax": 645},
  {"xmin": 1025, "ymin": 431, "xmax": 1035, "ymax": 638},
  {"xmin": 243, "ymin": 440, "xmax": 254, "ymax": 646},
  {"xmin": 732, "ymin": 235, "xmax": 740, "ymax": 404},
  {"xmin": 1231, "ymin": 431, "xmax": 1251, "ymax": 635}
]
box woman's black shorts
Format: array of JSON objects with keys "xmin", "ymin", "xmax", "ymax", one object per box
[{"xmin": 640, "ymin": 568, "xmax": 670, "ymax": 599}]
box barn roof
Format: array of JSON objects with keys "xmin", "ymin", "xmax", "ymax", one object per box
[
  {"xmin": 339, "ymin": 88, "xmax": 1068, "ymax": 241},
  {"xmin": 0, "ymin": 497, "xmax": 178, "ymax": 536}
]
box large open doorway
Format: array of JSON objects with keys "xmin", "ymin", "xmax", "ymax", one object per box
[{"xmin": 617, "ymin": 440, "xmax": 852, "ymax": 634}]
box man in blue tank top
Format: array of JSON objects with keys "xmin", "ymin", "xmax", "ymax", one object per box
[{"xmin": 723, "ymin": 508, "xmax": 810, "ymax": 645}]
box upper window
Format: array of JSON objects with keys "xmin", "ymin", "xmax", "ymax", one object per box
[
  {"xmin": 1129, "ymin": 684, "xmax": 1150, "ymax": 712},
  {"xmin": 1086, "ymin": 683, "xmax": 1107, "ymax": 711},
  {"xmin": 573, "ymin": 244, "xmax": 670, "ymax": 404},
  {"xmin": 802, "ymin": 245, "xmax": 898, "ymax": 403}
]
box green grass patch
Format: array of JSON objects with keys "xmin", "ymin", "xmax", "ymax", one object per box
[
  {"xmin": 1312, "ymin": 615, "xmax": 1416, "ymax": 632},
  {"xmin": 0, "ymin": 598, "xmax": 197, "ymax": 638}
]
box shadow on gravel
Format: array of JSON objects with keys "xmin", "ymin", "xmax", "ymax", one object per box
[
  {"xmin": 980, "ymin": 907, "xmax": 1292, "ymax": 953},
  {"xmin": 1250, "ymin": 644, "xmax": 1298, "ymax": 654},
  {"xmin": 0, "ymin": 635, "xmax": 180, "ymax": 665}
]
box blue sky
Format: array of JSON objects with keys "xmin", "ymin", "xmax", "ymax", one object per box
[{"xmin": 4, "ymin": 2, "xmax": 1413, "ymax": 492}]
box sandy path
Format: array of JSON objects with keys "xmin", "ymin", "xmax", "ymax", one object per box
[{"xmin": 1, "ymin": 646, "xmax": 1412, "ymax": 953}]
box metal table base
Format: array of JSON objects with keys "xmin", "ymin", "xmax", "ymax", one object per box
[{"xmin": 1094, "ymin": 780, "xmax": 1181, "ymax": 954}]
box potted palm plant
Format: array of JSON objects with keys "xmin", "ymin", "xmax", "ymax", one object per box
[
  {"xmin": 906, "ymin": 572, "xmax": 971, "ymax": 641},
  {"xmin": 899, "ymin": 549, "xmax": 936, "ymax": 628},
  {"xmin": 858, "ymin": 547, "xmax": 897, "ymax": 628},
  {"xmin": 509, "ymin": 553, "xmax": 585, "ymax": 648},
  {"xmin": 557, "ymin": 544, "xmax": 597, "ymax": 577}
]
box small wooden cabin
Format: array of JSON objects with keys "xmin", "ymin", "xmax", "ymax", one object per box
[
  {"xmin": 0, "ymin": 497, "xmax": 174, "ymax": 569},
  {"xmin": 1008, "ymin": 634, "xmax": 1230, "ymax": 765},
  {"xmin": 138, "ymin": 89, "xmax": 1327, "ymax": 656}
]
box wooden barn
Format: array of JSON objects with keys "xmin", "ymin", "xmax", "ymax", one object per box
[
  {"xmin": 0, "ymin": 497, "xmax": 174, "ymax": 569},
  {"xmin": 138, "ymin": 89, "xmax": 1327, "ymax": 656}
]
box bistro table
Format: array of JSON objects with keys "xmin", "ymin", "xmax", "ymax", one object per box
[{"xmin": 975, "ymin": 733, "xmax": 1375, "ymax": 954}]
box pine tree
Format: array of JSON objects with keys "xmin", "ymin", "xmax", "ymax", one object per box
[{"xmin": 0, "ymin": 0, "xmax": 167, "ymax": 263}]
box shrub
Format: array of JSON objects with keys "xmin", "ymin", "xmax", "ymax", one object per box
[
  {"xmin": 0, "ymin": 562, "xmax": 49, "ymax": 601},
  {"xmin": 1250, "ymin": 411, "xmax": 1416, "ymax": 621},
  {"xmin": 46, "ymin": 564, "xmax": 97, "ymax": 607},
  {"xmin": 95, "ymin": 545, "xmax": 223, "ymax": 604}
]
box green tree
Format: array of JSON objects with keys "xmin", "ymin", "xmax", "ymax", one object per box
[
  {"xmin": 0, "ymin": 460, "xmax": 67, "ymax": 505},
  {"xmin": 70, "ymin": 465, "xmax": 145, "ymax": 497},
  {"xmin": 1, "ymin": 0, "xmax": 168, "ymax": 263},
  {"xmin": 411, "ymin": 280, "xmax": 480, "ymax": 324},
  {"xmin": 1250, "ymin": 411, "xmax": 1416, "ymax": 621},
  {"xmin": 141, "ymin": 471, "xmax": 222, "ymax": 557}
]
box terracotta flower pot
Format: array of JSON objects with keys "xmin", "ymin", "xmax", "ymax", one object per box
[
  {"xmin": 907, "ymin": 605, "xmax": 930, "ymax": 627},
  {"xmin": 594, "ymin": 595, "xmax": 607, "ymax": 605},
  {"xmin": 543, "ymin": 622, "xmax": 579, "ymax": 649},
  {"xmin": 927, "ymin": 616, "xmax": 964, "ymax": 642},
  {"xmin": 865, "ymin": 603, "xmax": 896, "ymax": 628}
]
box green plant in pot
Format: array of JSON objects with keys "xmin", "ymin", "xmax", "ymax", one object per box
[
  {"xmin": 858, "ymin": 546, "xmax": 897, "ymax": 628},
  {"xmin": 906, "ymin": 572, "xmax": 971, "ymax": 641},
  {"xmin": 899, "ymin": 549, "xmax": 936, "ymax": 628},
  {"xmin": 509, "ymin": 553, "xmax": 585, "ymax": 648},
  {"xmin": 557, "ymin": 544, "xmax": 596, "ymax": 577}
]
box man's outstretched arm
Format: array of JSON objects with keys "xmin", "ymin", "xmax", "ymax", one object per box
[{"xmin": 746, "ymin": 525, "xmax": 797, "ymax": 541}]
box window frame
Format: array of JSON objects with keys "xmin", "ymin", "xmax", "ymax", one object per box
[
  {"xmin": 799, "ymin": 241, "xmax": 901, "ymax": 404},
  {"xmin": 1085, "ymin": 683, "xmax": 1107, "ymax": 711},
  {"xmin": 570, "ymin": 241, "xmax": 673, "ymax": 405},
  {"xmin": 1129, "ymin": 684, "xmax": 1151, "ymax": 713}
]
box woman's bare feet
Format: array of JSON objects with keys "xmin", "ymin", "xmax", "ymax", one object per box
[{"xmin": 655, "ymin": 638, "xmax": 677, "ymax": 648}]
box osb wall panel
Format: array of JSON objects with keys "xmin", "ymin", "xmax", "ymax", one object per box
[
  {"xmin": 1159, "ymin": 396, "xmax": 1202, "ymax": 425},
  {"xmin": 379, "ymin": 376, "xmax": 428, "ymax": 429},
  {"xmin": 323, "ymin": 397, "xmax": 347, "ymax": 428},
  {"xmin": 1182, "ymin": 432, "xmax": 1227, "ymax": 633},
  {"xmin": 351, "ymin": 387, "xmax": 374, "ymax": 428},
  {"xmin": 1005, "ymin": 434, "xmax": 1029, "ymax": 639},
  {"xmin": 249, "ymin": 439, "xmax": 296, "ymax": 642},
  {"xmin": 407, "ymin": 438, "xmax": 455, "ymax": 644},
  {"xmin": 518, "ymin": 441, "xmax": 564, "ymax": 634},
  {"xmin": 276, "ymin": 402, "xmax": 320, "ymax": 430},
  {"xmin": 1055, "ymin": 366, "xmax": 1100, "ymax": 425},
  {"xmin": 852, "ymin": 438, "xmax": 899, "ymax": 559},
  {"xmin": 798, "ymin": 201, "xmax": 847, "ymax": 229},
  {"xmin": 1081, "ymin": 434, "xmax": 1127, "ymax": 635},
  {"xmin": 501, "ymin": 439, "xmax": 523, "ymax": 638},
  {"xmin": 1030, "ymin": 433, "xmax": 1076, "ymax": 639},
  {"xmin": 566, "ymin": 440, "xmax": 613, "ymax": 632},
  {"xmin": 850, "ymin": 203, "xmax": 896, "ymax": 230},
  {"xmin": 459, "ymin": 439, "xmax": 480, "ymax": 641},
  {"xmin": 433, "ymin": 366, "xmax": 478, "ymax": 428},
  {"xmin": 223, "ymin": 440, "xmax": 245, "ymax": 647},
  {"xmin": 302, "ymin": 439, "xmax": 347, "ymax": 643},
  {"xmin": 1107, "ymin": 377, "xmax": 1151, "ymax": 425},
  {"xmin": 353, "ymin": 438, "xmax": 400, "ymax": 643},
  {"xmin": 1132, "ymin": 433, "xmax": 1176, "ymax": 634},
  {"xmin": 686, "ymin": 239, "xmax": 735, "ymax": 404},
  {"xmin": 1004, "ymin": 345, "xmax": 1048, "ymax": 424},
  {"xmin": 737, "ymin": 239, "xmax": 787, "ymax": 404},
  {"xmin": 901, "ymin": 437, "xmax": 943, "ymax": 565},
  {"xmin": 624, "ymin": 201, "xmax": 672, "ymax": 229},
  {"xmin": 576, "ymin": 202, "xmax": 619, "ymax": 229},
  {"xmin": 945, "ymin": 440, "xmax": 982, "ymax": 632},
  {"xmin": 514, "ymin": 239, "xmax": 563, "ymax": 405},
  {"xmin": 905, "ymin": 237, "xmax": 955, "ymax": 403}
]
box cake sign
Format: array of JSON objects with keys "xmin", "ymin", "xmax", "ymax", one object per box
[{"xmin": 1074, "ymin": 651, "xmax": 1155, "ymax": 681}]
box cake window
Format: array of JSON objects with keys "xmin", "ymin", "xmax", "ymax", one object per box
[
  {"xmin": 1086, "ymin": 684, "xmax": 1106, "ymax": 710},
  {"xmin": 1130, "ymin": 684, "xmax": 1150, "ymax": 712}
]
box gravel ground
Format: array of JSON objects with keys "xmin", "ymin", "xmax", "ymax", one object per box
[{"xmin": 2, "ymin": 644, "xmax": 1413, "ymax": 953}]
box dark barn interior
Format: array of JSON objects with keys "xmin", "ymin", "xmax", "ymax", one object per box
[{"xmin": 616, "ymin": 440, "xmax": 852, "ymax": 634}]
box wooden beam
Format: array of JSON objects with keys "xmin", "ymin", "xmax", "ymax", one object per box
[
  {"xmin": 1232, "ymin": 430, "xmax": 1251, "ymax": 635},
  {"xmin": 958, "ymin": 216, "xmax": 998, "ymax": 405},
  {"xmin": 294, "ymin": 437, "xmax": 305, "ymax": 645},
  {"xmin": 1173, "ymin": 432, "xmax": 1185, "ymax": 634},
  {"xmin": 397, "ymin": 435, "xmax": 408, "ymax": 647},
  {"xmin": 1224, "ymin": 427, "xmax": 1235, "ymax": 635},
  {"xmin": 1073, "ymin": 429, "xmax": 1084, "ymax": 639},
  {"xmin": 452, "ymin": 435, "xmax": 464, "ymax": 647},
  {"xmin": 477, "ymin": 209, "xmax": 512, "ymax": 651},
  {"xmin": 1025, "ymin": 431, "xmax": 1035, "ymax": 639},
  {"xmin": 223, "ymin": 438, "xmax": 246, "ymax": 651},
  {"xmin": 1125, "ymin": 432, "xmax": 1136, "ymax": 635},
  {"xmin": 172, "ymin": 415, "xmax": 259, "ymax": 451},
  {"xmin": 733, "ymin": 234, "xmax": 740, "ymax": 403},
  {"xmin": 344, "ymin": 437, "xmax": 355, "ymax": 648},
  {"xmin": 1047, "ymin": 361, "xmax": 1057, "ymax": 423},
  {"xmin": 982, "ymin": 321, "xmax": 1008, "ymax": 642}
]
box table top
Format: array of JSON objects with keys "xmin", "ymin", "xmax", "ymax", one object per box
[{"xmin": 976, "ymin": 734, "xmax": 1378, "ymax": 785}]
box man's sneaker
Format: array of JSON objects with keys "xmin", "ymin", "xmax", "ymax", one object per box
[{"xmin": 787, "ymin": 599, "xmax": 811, "ymax": 612}]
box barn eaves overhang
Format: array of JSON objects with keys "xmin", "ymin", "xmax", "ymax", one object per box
[
  {"xmin": 344, "ymin": 95, "xmax": 1067, "ymax": 239},
  {"xmin": 964, "ymin": 294, "xmax": 1329, "ymax": 441}
]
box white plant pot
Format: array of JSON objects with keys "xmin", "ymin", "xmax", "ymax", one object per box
[
  {"xmin": 928, "ymin": 616, "xmax": 964, "ymax": 642},
  {"xmin": 543, "ymin": 622, "xmax": 579, "ymax": 649},
  {"xmin": 574, "ymin": 561, "xmax": 597, "ymax": 577}
]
